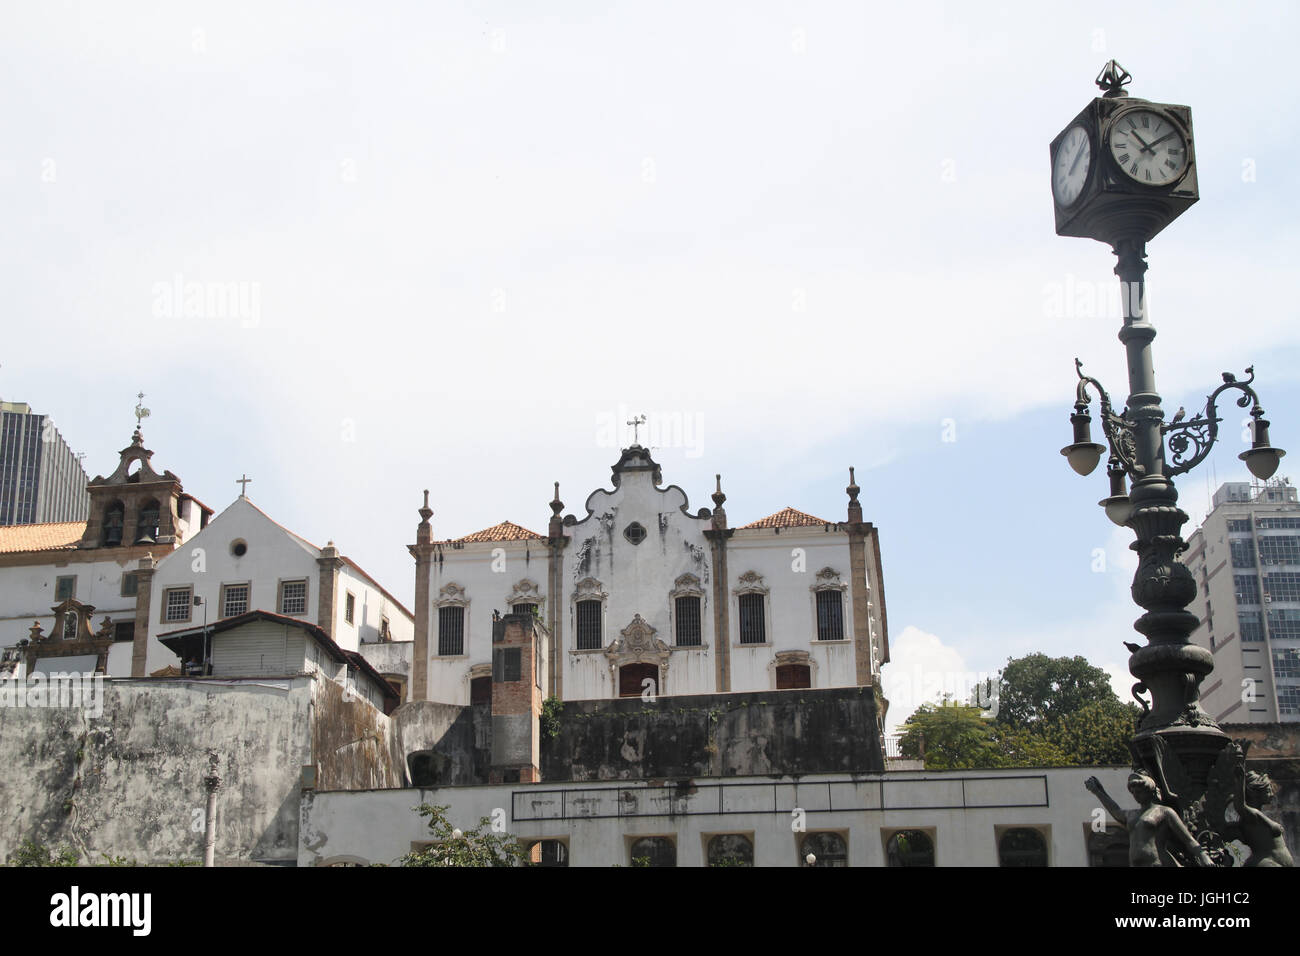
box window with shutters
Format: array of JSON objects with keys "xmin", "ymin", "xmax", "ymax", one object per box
[
  {"xmin": 494, "ymin": 647, "xmax": 521, "ymax": 683},
  {"xmin": 576, "ymin": 600, "xmax": 602, "ymax": 650},
  {"xmin": 738, "ymin": 593, "xmax": 766, "ymax": 644},
  {"xmin": 113, "ymin": 621, "xmax": 135, "ymax": 642},
  {"xmin": 55, "ymin": 576, "xmax": 76, "ymax": 601},
  {"xmin": 619, "ymin": 662, "xmax": 657, "ymax": 698},
  {"xmin": 439, "ymin": 605, "xmax": 465, "ymax": 656},
  {"xmin": 776, "ymin": 663, "xmax": 811, "ymax": 689},
  {"xmin": 471, "ymin": 675, "xmax": 491, "ymax": 705},
  {"xmin": 121, "ymin": 572, "xmax": 139, "ymax": 597}
]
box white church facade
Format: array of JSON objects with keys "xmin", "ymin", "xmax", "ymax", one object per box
[{"xmin": 408, "ymin": 444, "xmax": 890, "ymax": 710}]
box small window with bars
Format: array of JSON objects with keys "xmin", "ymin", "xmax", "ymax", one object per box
[
  {"xmin": 816, "ymin": 590, "xmax": 845, "ymax": 641},
  {"xmin": 438, "ymin": 605, "xmax": 465, "ymax": 656},
  {"xmin": 494, "ymin": 646, "xmax": 521, "ymax": 683},
  {"xmin": 675, "ymin": 596, "xmax": 701, "ymax": 646},
  {"xmin": 222, "ymin": 583, "xmax": 250, "ymax": 618},
  {"xmin": 164, "ymin": 587, "xmax": 193, "ymax": 623},
  {"xmin": 513, "ymin": 602, "xmax": 538, "ymax": 617},
  {"xmin": 738, "ymin": 593, "xmax": 766, "ymax": 644},
  {"xmin": 575, "ymin": 600, "xmax": 602, "ymax": 650},
  {"xmin": 345, "ymin": 592, "xmax": 356, "ymax": 624}
]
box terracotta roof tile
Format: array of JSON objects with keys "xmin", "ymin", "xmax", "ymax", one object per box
[
  {"xmin": 449, "ymin": 520, "xmax": 544, "ymax": 544},
  {"xmin": 739, "ymin": 507, "xmax": 830, "ymax": 530},
  {"xmin": 0, "ymin": 521, "xmax": 86, "ymax": 554}
]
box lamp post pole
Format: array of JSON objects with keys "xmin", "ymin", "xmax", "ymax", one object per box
[{"xmin": 1055, "ymin": 63, "xmax": 1289, "ymax": 865}]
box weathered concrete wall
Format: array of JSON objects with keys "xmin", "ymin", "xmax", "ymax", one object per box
[
  {"xmin": 541, "ymin": 687, "xmax": 883, "ymax": 782},
  {"xmin": 311, "ymin": 677, "xmax": 404, "ymax": 791},
  {"xmin": 0, "ymin": 676, "xmax": 315, "ymax": 864},
  {"xmin": 391, "ymin": 700, "xmax": 490, "ymax": 786}
]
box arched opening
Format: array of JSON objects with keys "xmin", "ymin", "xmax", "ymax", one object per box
[
  {"xmin": 998, "ymin": 827, "xmax": 1048, "ymax": 866},
  {"xmin": 886, "ymin": 830, "xmax": 934, "ymax": 867},
  {"xmin": 102, "ymin": 501, "xmax": 125, "ymax": 547},
  {"xmin": 628, "ymin": 837, "xmax": 675, "ymax": 867},
  {"xmin": 801, "ymin": 832, "xmax": 848, "ymax": 867},
  {"xmin": 62, "ymin": 611, "xmax": 79, "ymax": 641},
  {"xmin": 619, "ymin": 662, "xmax": 658, "ymax": 698},
  {"xmin": 527, "ymin": 840, "xmax": 568, "ymax": 867},
  {"xmin": 134, "ymin": 499, "xmax": 160, "ymax": 544},
  {"xmin": 707, "ymin": 834, "xmax": 753, "ymax": 867}
]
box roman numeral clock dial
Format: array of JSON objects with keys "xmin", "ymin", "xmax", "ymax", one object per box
[
  {"xmin": 1108, "ymin": 108, "xmax": 1187, "ymax": 186},
  {"xmin": 1052, "ymin": 124, "xmax": 1092, "ymax": 207}
]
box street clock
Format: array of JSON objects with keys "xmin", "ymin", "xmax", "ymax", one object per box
[{"xmin": 1049, "ymin": 61, "xmax": 1198, "ymax": 245}]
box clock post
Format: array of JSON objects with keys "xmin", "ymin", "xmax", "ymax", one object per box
[{"xmin": 1053, "ymin": 62, "xmax": 1291, "ymax": 866}]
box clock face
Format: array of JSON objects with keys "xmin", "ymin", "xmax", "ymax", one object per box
[
  {"xmin": 1052, "ymin": 125, "xmax": 1092, "ymax": 207},
  {"xmin": 1108, "ymin": 109, "xmax": 1188, "ymax": 186}
]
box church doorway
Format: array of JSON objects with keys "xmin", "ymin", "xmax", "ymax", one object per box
[{"xmin": 619, "ymin": 662, "xmax": 658, "ymax": 698}]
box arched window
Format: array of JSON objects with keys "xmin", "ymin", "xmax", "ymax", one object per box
[
  {"xmin": 528, "ymin": 840, "xmax": 568, "ymax": 867},
  {"xmin": 62, "ymin": 611, "xmax": 79, "ymax": 640},
  {"xmin": 707, "ymin": 834, "xmax": 753, "ymax": 867},
  {"xmin": 102, "ymin": 502, "xmax": 125, "ymax": 547},
  {"xmin": 801, "ymin": 832, "xmax": 848, "ymax": 867},
  {"xmin": 998, "ymin": 827, "xmax": 1048, "ymax": 866},
  {"xmin": 629, "ymin": 837, "xmax": 675, "ymax": 867},
  {"xmin": 886, "ymin": 829, "xmax": 934, "ymax": 867},
  {"xmin": 135, "ymin": 500, "xmax": 160, "ymax": 544}
]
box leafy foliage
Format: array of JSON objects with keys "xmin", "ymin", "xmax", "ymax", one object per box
[
  {"xmin": 399, "ymin": 804, "xmax": 527, "ymax": 867},
  {"xmin": 540, "ymin": 696, "xmax": 564, "ymax": 742},
  {"xmin": 995, "ymin": 653, "xmax": 1119, "ymax": 728},
  {"xmin": 9, "ymin": 840, "xmax": 78, "ymax": 867},
  {"xmin": 897, "ymin": 654, "xmax": 1140, "ymax": 770}
]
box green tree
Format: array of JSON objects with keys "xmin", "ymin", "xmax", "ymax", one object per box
[
  {"xmin": 399, "ymin": 804, "xmax": 527, "ymax": 867},
  {"xmin": 995, "ymin": 653, "xmax": 1119, "ymax": 728},
  {"xmin": 898, "ymin": 700, "xmax": 1002, "ymax": 769},
  {"xmin": 1042, "ymin": 699, "xmax": 1140, "ymax": 765}
]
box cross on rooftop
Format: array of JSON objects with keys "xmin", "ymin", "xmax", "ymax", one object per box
[
  {"xmin": 627, "ymin": 414, "xmax": 646, "ymax": 444},
  {"xmin": 236, "ymin": 474, "xmax": 253, "ymax": 496}
]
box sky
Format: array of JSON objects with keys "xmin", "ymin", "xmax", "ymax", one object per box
[{"xmin": 4, "ymin": 1, "xmax": 1298, "ymax": 730}]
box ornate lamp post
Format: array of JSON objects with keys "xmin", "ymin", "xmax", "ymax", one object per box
[{"xmin": 1051, "ymin": 62, "xmax": 1290, "ymax": 866}]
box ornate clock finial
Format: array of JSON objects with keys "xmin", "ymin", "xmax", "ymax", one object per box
[{"xmin": 1096, "ymin": 59, "xmax": 1132, "ymax": 98}]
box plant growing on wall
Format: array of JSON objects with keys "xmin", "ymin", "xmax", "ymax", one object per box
[
  {"xmin": 540, "ymin": 696, "xmax": 564, "ymax": 742},
  {"xmin": 8, "ymin": 840, "xmax": 78, "ymax": 867},
  {"xmin": 399, "ymin": 804, "xmax": 527, "ymax": 867}
]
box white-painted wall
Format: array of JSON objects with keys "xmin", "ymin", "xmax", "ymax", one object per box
[
  {"xmin": 299, "ymin": 766, "xmax": 1133, "ymax": 867},
  {"xmin": 0, "ymin": 556, "xmax": 139, "ymax": 667}
]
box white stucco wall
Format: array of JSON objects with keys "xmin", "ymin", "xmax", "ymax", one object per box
[
  {"xmin": 0, "ymin": 556, "xmax": 138, "ymax": 653},
  {"xmin": 299, "ymin": 766, "xmax": 1134, "ymax": 867}
]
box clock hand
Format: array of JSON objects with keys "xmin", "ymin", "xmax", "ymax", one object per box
[
  {"xmin": 1128, "ymin": 129, "xmax": 1151, "ymax": 152},
  {"xmin": 1068, "ymin": 142, "xmax": 1086, "ymax": 175},
  {"xmin": 1145, "ymin": 131, "xmax": 1178, "ymax": 150}
]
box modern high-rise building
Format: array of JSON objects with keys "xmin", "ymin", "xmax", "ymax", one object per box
[
  {"xmin": 0, "ymin": 401, "xmax": 90, "ymax": 525},
  {"xmin": 1186, "ymin": 478, "xmax": 1300, "ymax": 724}
]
